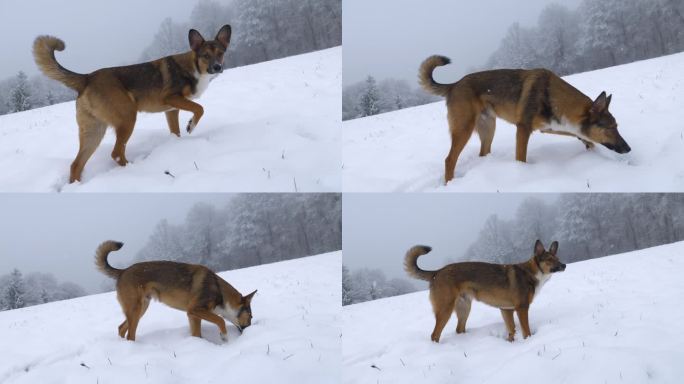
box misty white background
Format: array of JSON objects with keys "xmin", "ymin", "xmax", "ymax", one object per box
[
  {"xmin": 0, "ymin": 0, "xmax": 202, "ymax": 78},
  {"xmin": 342, "ymin": 0, "xmax": 581, "ymax": 85},
  {"xmin": 0, "ymin": 194, "xmax": 230, "ymax": 291},
  {"xmin": 343, "ymin": 193, "xmax": 559, "ymax": 281}
]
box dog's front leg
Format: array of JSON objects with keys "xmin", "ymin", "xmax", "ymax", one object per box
[
  {"xmin": 165, "ymin": 110, "xmax": 181, "ymax": 137},
  {"xmin": 515, "ymin": 125, "xmax": 531, "ymax": 162},
  {"xmin": 164, "ymin": 95, "xmax": 205, "ymax": 134},
  {"xmin": 187, "ymin": 313, "xmax": 202, "ymax": 338},
  {"xmin": 188, "ymin": 308, "xmax": 228, "ymax": 341}
]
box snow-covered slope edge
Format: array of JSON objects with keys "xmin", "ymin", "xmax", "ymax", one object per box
[
  {"xmin": 343, "ymin": 52, "xmax": 684, "ymax": 192},
  {"xmin": 0, "ymin": 252, "xmax": 341, "ymax": 384},
  {"xmin": 0, "ymin": 47, "xmax": 341, "ymax": 192},
  {"xmin": 343, "ymin": 242, "xmax": 684, "ymax": 384}
]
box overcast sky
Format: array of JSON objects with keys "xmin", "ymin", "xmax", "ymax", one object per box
[
  {"xmin": 0, "ymin": 194, "xmax": 231, "ymax": 292},
  {"xmin": 343, "ymin": 193, "xmax": 559, "ymax": 286},
  {"xmin": 343, "ymin": 0, "xmax": 581, "ymax": 86},
  {"xmin": 0, "ymin": 0, "xmax": 206, "ymax": 78}
]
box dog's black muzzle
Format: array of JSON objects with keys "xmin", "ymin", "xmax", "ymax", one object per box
[
  {"xmin": 551, "ymin": 263, "xmax": 567, "ymax": 273},
  {"xmin": 602, "ymin": 138, "xmax": 631, "ymax": 154},
  {"xmin": 208, "ymin": 63, "xmax": 223, "ymax": 74}
]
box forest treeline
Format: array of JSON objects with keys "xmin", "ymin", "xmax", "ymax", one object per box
[
  {"xmin": 0, "ymin": 269, "xmax": 86, "ymax": 311},
  {"xmin": 135, "ymin": 194, "xmax": 342, "ymax": 271}
]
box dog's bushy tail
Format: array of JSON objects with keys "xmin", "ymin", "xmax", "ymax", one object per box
[
  {"xmin": 418, "ymin": 55, "xmax": 452, "ymax": 97},
  {"xmin": 95, "ymin": 241, "xmax": 125, "ymax": 280},
  {"xmin": 33, "ymin": 36, "xmax": 87, "ymax": 93},
  {"xmin": 404, "ymin": 245, "xmax": 437, "ymax": 281}
]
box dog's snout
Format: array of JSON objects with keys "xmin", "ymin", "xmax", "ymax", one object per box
[
  {"xmin": 619, "ymin": 143, "xmax": 631, "ymax": 154},
  {"xmin": 212, "ymin": 63, "xmax": 223, "ymax": 72}
]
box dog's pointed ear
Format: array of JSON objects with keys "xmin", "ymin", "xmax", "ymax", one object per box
[
  {"xmin": 534, "ymin": 240, "xmax": 545, "ymax": 257},
  {"xmin": 243, "ymin": 290, "xmax": 257, "ymax": 303},
  {"xmin": 606, "ymin": 94, "xmax": 612, "ymax": 108},
  {"xmin": 215, "ymin": 24, "xmax": 232, "ymax": 50},
  {"xmin": 189, "ymin": 29, "xmax": 205, "ymax": 52},
  {"xmin": 549, "ymin": 241, "xmax": 559, "ymax": 256},
  {"xmin": 590, "ymin": 91, "xmax": 608, "ymax": 115}
]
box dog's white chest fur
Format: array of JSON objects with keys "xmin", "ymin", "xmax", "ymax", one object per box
[
  {"xmin": 214, "ymin": 304, "xmax": 238, "ymax": 322},
  {"xmin": 533, "ymin": 271, "xmax": 552, "ymax": 300},
  {"xmin": 540, "ymin": 118, "xmax": 590, "ymax": 141},
  {"xmin": 191, "ymin": 73, "xmax": 216, "ymax": 99}
]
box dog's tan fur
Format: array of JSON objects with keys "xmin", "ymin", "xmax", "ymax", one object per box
[
  {"xmin": 405, "ymin": 240, "xmax": 566, "ymax": 342},
  {"xmin": 33, "ymin": 25, "xmax": 232, "ymax": 183},
  {"xmin": 95, "ymin": 240, "xmax": 256, "ymax": 342},
  {"xmin": 419, "ymin": 56, "xmax": 631, "ymax": 183}
]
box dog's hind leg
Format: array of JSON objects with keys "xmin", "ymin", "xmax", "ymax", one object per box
[
  {"xmin": 500, "ymin": 309, "xmax": 516, "ymax": 342},
  {"xmin": 475, "ymin": 111, "xmax": 496, "ymax": 157},
  {"xmin": 124, "ymin": 297, "xmax": 149, "ymax": 341},
  {"xmin": 165, "ymin": 110, "xmax": 181, "ymax": 137},
  {"xmin": 444, "ymin": 103, "xmax": 477, "ymax": 183},
  {"xmin": 111, "ymin": 113, "xmax": 137, "ymax": 167},
  {"xmin": 430, "ymin": 297, "xmax": 455, "ymax": 343},
  {"xmin": 70, "ymin": 104, "xmax": 106, "ymax": 183},
  {"xmin": 516, "ymin": 307, "xmax": 531, "ymax": 339},
  {"xmin": 454, "ymin": 296, "xmax": 472, "ymax": 334}
]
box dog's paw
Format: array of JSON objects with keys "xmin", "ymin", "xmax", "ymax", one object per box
[
  {"xmin": 579, "ymin": 138, "xmax": 595, "ymax": 150},
  {"xmin": 112, "ymin": 155, "xmax": 128, "ymax": 167},
  {"xmin": 219, "ymin": 332, "xmax": 228, "ymax": 342},
  {"xmin": 186, "ymin": 118, "xmax": 197, "ymax": 134}
]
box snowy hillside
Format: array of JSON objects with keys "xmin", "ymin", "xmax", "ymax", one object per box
[
  {"xmin": 0, "ymin": 252, "xmax": 341, "ymax": 384},
  {"xmin": 343, "ymin": 242, "xmax": 684, "ymax": 383},
  {"xmin": 0, "ymin": 47, "xmax": 341, "ymax": 192},
  {"xmin": 343, "ymin": 53, "xmax": 684, "ymax": 192}
]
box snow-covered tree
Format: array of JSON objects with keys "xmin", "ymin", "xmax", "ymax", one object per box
[
  {"xmin": 487, "ymin": 23, "xmax": 540, "ymax": 69},
  {"xmin": 359, "ymin": 76, "xmax": 380, "ymax": 117},
  {"xmin": 8, "ymin": 71, "xmax": 32, "ymax": 113},
  {"xmin": 3, "ymin": 269, "xmax": 26, "ymax": 310},
  {"xmin": 139, "ymin": 17, "xmax": 189, "ymax": 61},
  {"xmin": 466, "ymin": 215, "xmax": 514, "ymax": 263},
  {"xmin": 342, "ymin": 265, "xmax": 352, "ymax": 306},
  {"xmin": 136, "ymin": 219, "xmax": 185, "ymax": 262},
  {"xmin": 536, "ymin": 3, "xmax": 580, "ymax": 75},
  {"xmin": 54, "ymin": 282, "xmax": 87, "ymax": 301}
]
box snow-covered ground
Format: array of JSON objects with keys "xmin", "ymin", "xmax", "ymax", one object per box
[
  {"xmin": 0, "ymin": 47, "xmax": 341, "ymax": 192},
  {"xmin": 343, "ymin": 53, "xmax": 684, "ymax": 192},
  {"xmin": 0, "ymin": 252, "xmax": 341, "ymax": 384},
  {"xmin": 343, "ymin": 242, "xmax": 684, "ymax": 384}
]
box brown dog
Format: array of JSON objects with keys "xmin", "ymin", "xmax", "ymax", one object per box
[
  {"xmin": 419, "ymin": 55, "xmax": 631, "ymax": 183},
  {"xmin": 405, "ymin": 240, "xmax": 565, "ymax": 342},
  {"xmin": 33, "ymin": 25, "xmax": 231, "ymax": 183},
  {"xmin": 95, "ymin": 240, "xmax": 256, "ymax": 342}
]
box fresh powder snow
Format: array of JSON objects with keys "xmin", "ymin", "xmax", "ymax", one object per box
[
  {"xmin": 0, "ymin": 47, "xmax": 341, "ymax": 192},
  {"xmin": 343, "ymin": 52, "xmax": 684, "ymax": 192},
  {"xmin": 0, "ymin": 252, "xmax": 341, "ymax": 384},
  {"xmin": 342, "ymin": 242, "xmax": 684, "ymax": 383}
]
